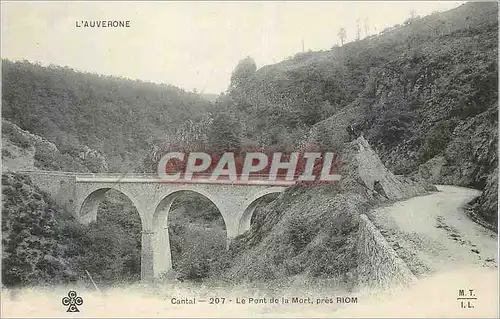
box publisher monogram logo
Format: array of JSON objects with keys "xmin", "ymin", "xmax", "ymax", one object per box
[{"xmin": 62, "ymin": 291, "xmax": 83, "ymax": 312}]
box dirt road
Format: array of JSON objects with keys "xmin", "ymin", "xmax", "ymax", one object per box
[{"xmin": 368, "ymin": 185, "xmax": 498, "ymax": 277}]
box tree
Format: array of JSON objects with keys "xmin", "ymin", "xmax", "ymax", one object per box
[
  {"xmin": 364, "ymin": 18, "xmax": 369, "ymax": 37},
  {"xmin": 356, "ymin": 19, "xmax": 361, "ymax": 40},
  {"xmin": 207, "ymin": 113, "xmax": 241, "ymax": 154},
  {"xmin": 337, "ymin": 28, "xmax": 347, "ymax": 46},
  {"xmin": 229, "ymin": 56, "xmax": 257, "ymax": 108},
  {"xmin": 229, "ymin": 56, "xmax": 257, "ymax": 93}
]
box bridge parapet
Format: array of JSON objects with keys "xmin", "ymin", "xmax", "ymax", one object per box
[
  {"xmin": 19, "ymin": 170, "xmax": 79, "ymax": 176},
  {"xmin": 19, "ymin": 170, "xmax": 296, "ymax": 186}
]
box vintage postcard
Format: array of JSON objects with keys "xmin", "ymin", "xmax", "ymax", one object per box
[{"xmin": 1, "ymin": 1, "xmax": 498, "ymax": 318}]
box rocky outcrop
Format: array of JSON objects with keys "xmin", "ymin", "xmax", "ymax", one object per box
[
  {"xmin": 468, "ymin": 167, "xmax": 498, "ymax": 230},
  {"xmin": 2, "ymin": 119, "xmax": 108, "ymax": 173},
  {"xmin": 414, "ymin": 108, "xmax": 498, "ymax": 189},
  {"xmin": 413, "ymin": 155, "xmax": 447, "ymax": 184},
  {"xmin": 411, "ymin": 107, "xmax": 498, "ymax": 229},
  {"xmin": 339, "ymin": 136, "xmax": 436, "ymax": 201},
  {"xmin": 302, "ymin": 100, "xmax": 367, "ymax": 152}
]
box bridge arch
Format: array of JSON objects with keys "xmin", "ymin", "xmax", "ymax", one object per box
[
  {"xmin": 153, "ymin": 188, "xmax": 223, "ymax": 225},
  {"xmin": 78, "ymin": 187, "xmax": 144, "ymax": 225},
  {"xmin": 77, "ymin": 186, "xmax": 144, "ymax": 281},
  {"xmin": 238, "ymin": 187, "xmax": 285, "ymax": 235},
  {"xmin": 152, "ymin": 189, "xmax": 226, "ymax": 277}
]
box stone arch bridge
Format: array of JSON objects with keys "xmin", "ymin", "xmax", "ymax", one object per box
[{"xmin": 21, "ymin": 171, "xmax": 292, "ymax": 280}]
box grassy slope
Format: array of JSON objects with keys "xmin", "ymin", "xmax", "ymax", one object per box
[{"xmin": 225, "ymin": 185, "xmax": 367, "ymax": 289}]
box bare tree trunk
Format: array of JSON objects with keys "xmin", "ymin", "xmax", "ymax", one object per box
[{"xmin": 85, "ymin": 269, "xmax": 101, "ymax": 292}]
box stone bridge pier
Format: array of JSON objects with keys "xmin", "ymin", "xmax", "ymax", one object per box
[{"xmin": 22, "ymin": 171, "xmax": 288, "ymax": 281}]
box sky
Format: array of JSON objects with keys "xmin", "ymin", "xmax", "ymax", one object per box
[{"xmin": 2, "ymin": 1, "xmax": 465, "ymax": 94}]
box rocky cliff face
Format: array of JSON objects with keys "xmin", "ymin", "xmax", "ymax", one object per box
[
  {"xmin": 338, "ymin": 136, "xmax": 436, "ymax": 201},
  {"xmin": 468, "ymin": 167, "xmax": 498, "ymax": 228},
  {"xmin": 411, "ymin": 103, "xmax": 498, "ymax": 228},
  {"xmin": 2, "ymin": 119, "xmax": 108, "ymax": 173}
]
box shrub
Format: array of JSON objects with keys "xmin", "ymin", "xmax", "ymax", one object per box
[
  {"xmin": 2, "ymin": 121, "xmax": 32, "ymax": 149},
  {"xmin": 170, "ymin": 226, "xmax": 227, "ymax": 281},
  {"xmin": 287, "ymin": 216, "xmax": 316, "ymax": 253},
  {"xmin": 1, "ymin": 173, "xmax": 77, "ymax": 287},
  {"xmin": 421, "ymin": 119, "xmax": 458, "ymax": 161}
]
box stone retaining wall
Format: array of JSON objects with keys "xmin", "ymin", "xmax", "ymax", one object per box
[{"xmin": 356, "ymin": 213, "xmax": 417, "ymax": 289}]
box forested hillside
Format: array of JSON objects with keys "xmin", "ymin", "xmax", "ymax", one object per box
[
  {"xmin": 1, "ymin": 60, "xmax": 213, "ymax": 172},
  {"xmin": 212, "ymin": 2, "xmax": 497, "ymax": 227},
  {"xmin": 140, "ymin": 2, "xmax": 497, "ymax": 228}
]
